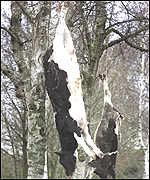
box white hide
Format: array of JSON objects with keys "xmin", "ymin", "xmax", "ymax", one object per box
[
  {"xmin": 53, "ymin": 5, "xmax": 87, "ymax": 129},
  {"xmin": 103, "ymin": 78, "xmax": 113, "ymax": 107}
]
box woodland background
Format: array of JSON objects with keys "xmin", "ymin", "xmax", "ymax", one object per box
[{"xmin": 1, "ymin": 1, "xmax": 149, "ymax": 179}]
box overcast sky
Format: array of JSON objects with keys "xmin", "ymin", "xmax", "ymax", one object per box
[{"xmin": 1, "ymin": 1, "xmax": 11, "ymax": 14}]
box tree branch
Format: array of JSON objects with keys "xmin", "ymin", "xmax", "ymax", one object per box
[
  {"xmin": 79, "ymin": 2, "xmax": 92, "ymax": 58},
  {"xmin": 1, "ymin": 62, "xmax": 15, "ymax": 80},
  {"xmin": 1, "ymin": 62, "xmax": 21, "ymax": 92},
  {"xmin": 106, "ymin": 17, "xmax": 149, "ymax": 31},
  {"xmin": 2, "ymin": 111, "xmax": 23, "ymax": 141},
  {"xmin": 121, "ymin": 1, "xmax": 137, "ymax": 19},
  {"xmin": 103, "ymin": 25, "xmax": 149, "ymax": 52},
  {"xmin": 1, "ymin": 26, "xmax": 22, "ymax": 44},
  {"xmin": 15, "ymin": 1, "xmax": 34, "ymax": 24},
  {"xmin": 1, "ymin": 148, "xmax": 15, "ymax": 157}
]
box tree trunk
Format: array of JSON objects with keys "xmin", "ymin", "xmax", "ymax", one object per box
[
  {"xmin": 27, "ymin": 23, "xmax": 46, "ymax": 179},
  {"xmin": 137, "ymin": 52, "xmax": 146, "ymax": 149},
  {"xmin": 136, "ymin": 41, "xmax": 149, "ymax": 178},
  {"xmin": 43, "ymin": 151, "xmax": 48, "ymax": 179},
  {"xmin": 22, "ymin": 101, "xmax": 28, "ymax": 179},
  {"xmin": 139, "ymin": 51, "xmax": 149, "ymax": 179},
  {"xmin": 81, "ymin": 1, "xmax": 107, "ymax": 120},
  {"xmin": 10, "ymin": 2, "xmax": 28, "ymax": 178},
  {"xmin": 26, "ymin": 2, "xmax": 51, "ymax": 178},
  {"xmin": 76, "ymin": 2, "xmax": 107, "ymax": 178},
  {"xmin": 143, "ymin": 144, "xmax": 149, "ymax": 179}
]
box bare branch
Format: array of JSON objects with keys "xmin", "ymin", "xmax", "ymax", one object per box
[
  {"xmin": 2, "ymin": 112, "xmax": 23, "ymax": 141},
  {"xmin": 106, "ymin": 17, "xmax": 149, "ymax": 31},
  {"xmin": 1, "ymin": 62, "xmax": 16, "ymax": 81},
  {"xmin": 1, "ymin": 26, "xmax": 22, "ymax": 44},
  {"xmin": 1, "ymin": 62, "xmax": 24, "ymax": 98},
  {"xmin": 103, "ymin": 25, "xmax": 149, "ymax": 52},
  {"xmin": 15, "ymin": 1, "xmax": 34, "ymax": 24},
  {"xmin": 79, "ymin": 2, "xmax": 92, "ymax": 58},
  {"xmin": 121, "ymin": 1, "xmax": 137, "ymax": 19},
  {"xmin": 1, "ymin": 148, "xmax": 16, "ymax": 158}
]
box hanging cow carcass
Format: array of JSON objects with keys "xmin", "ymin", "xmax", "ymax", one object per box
[
  {"xmin": 43, "ymin": 3, "xmax": 104, "ymax": 178},
  {"xmin": 88, "ymin": 73, "xmax": 123, "ymax": 179}
]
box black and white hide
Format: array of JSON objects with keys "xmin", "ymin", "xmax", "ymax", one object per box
[
  {"xmin": 88, "ymin": 74, "xmax": 123, "ymax": 179},
  {"xmin": 43, "ymin": 47, "xmax": 81, "ymax": 177},
  {"xmin": 43, "ymin": 3, "xmax": 104, "ymax": 178}
]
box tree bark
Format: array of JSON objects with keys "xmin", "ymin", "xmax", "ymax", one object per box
[
  {"xmin": 22, "ymin": 101, "xmax": 28, "ymax": 179},
  {"xmin": 136, "ymin": 32, "xmax": 149, "ymax": 178},
  {"xmin": 27, "ymin": 2, "xmax": 51, "ymax": 178},
  {"xmin": 143, "ymin": 144, "xmax": 149, "ymax": 179},
  {"xmin": 140, "ymin": 51, "xmax": 149, "ymax": 179},
  {"xmin": 137, "ymin": 52, "xmax": 146, "ymax": 149},
  {"xmin": 81, "ymin": 1, "xmax": 107, "ymax": 122},
  {"xmin": 9, "ymin": 2, "xmax": 29, "ymax": 178},
  {"xmin": 8, "ymin": 1, "xmax": 51, "ymax": 179}
]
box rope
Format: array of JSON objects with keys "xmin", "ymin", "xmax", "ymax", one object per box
[{"xmin": 103, "ymin": 150, "xmax": 118, "ymax": 156}]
